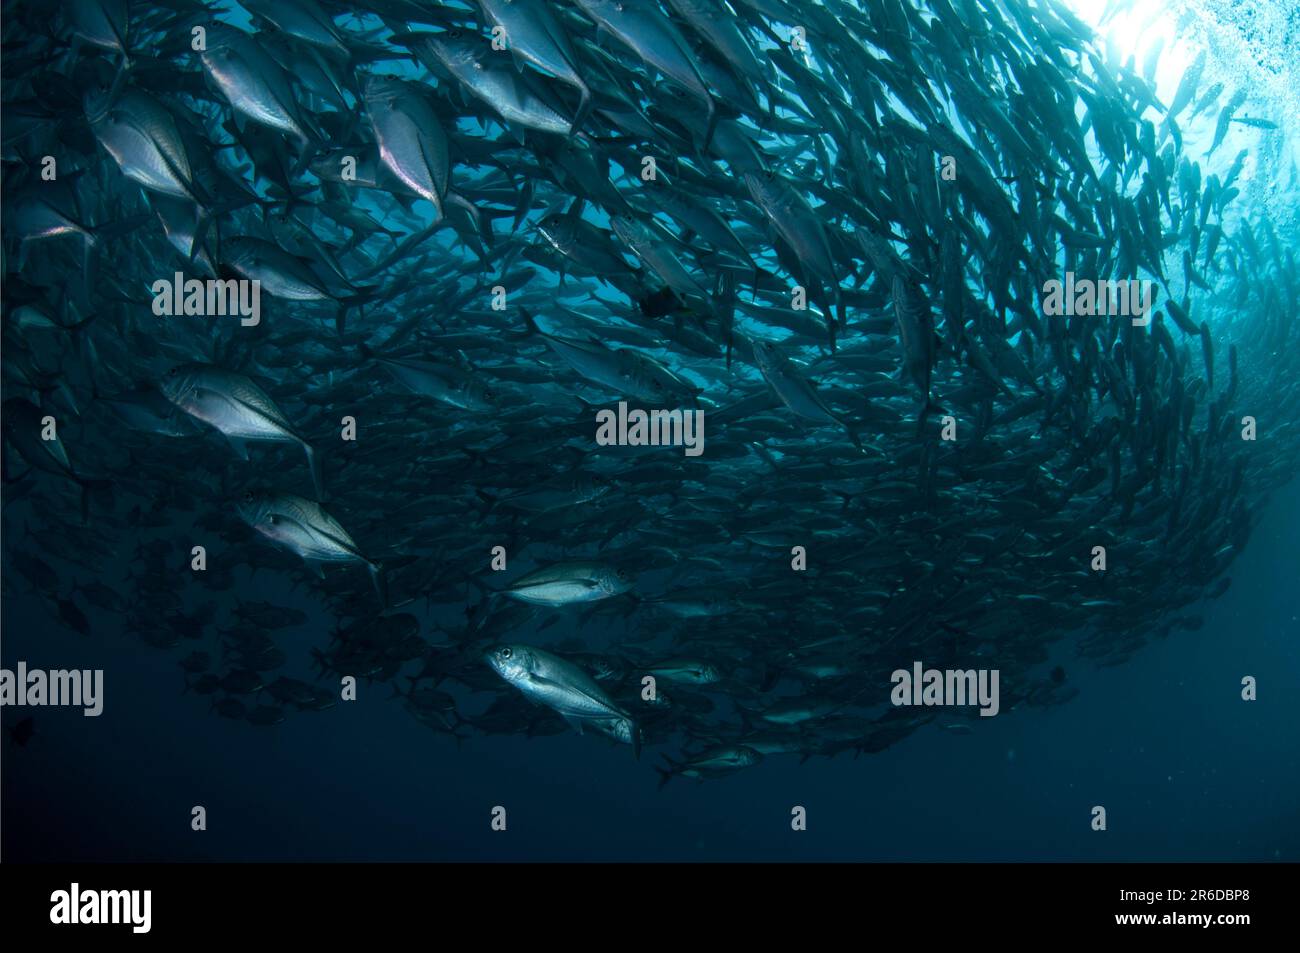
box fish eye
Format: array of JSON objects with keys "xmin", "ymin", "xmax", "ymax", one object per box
[
  {"xmin": 242, "ymin": 491, "xmax": 254, "ymax": 504},
  {"xmin": 500, "ymin": 647, "xmax": 512, "ymax": 659}
]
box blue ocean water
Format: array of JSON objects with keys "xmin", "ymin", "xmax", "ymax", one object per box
[{"xmin": 4, "ymin": 478, "xmax": 1296, "ymax": 862}]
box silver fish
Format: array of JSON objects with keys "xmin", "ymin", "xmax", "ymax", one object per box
[
  {"xmin": 238, "ymin": 490, "xmax": 384, "ymax": 606},
  {"xmin": 485, "ymin": 644, "xmax": 639, "ymax": 754},
  {"xmin": 160, "ymin": 363, "xmax": 325, "ymax": 499},
  {"xmin": 501, "ymin": 561, "xmax": 632, "ymax": 606},
  {"xmin": 363, "ymin": 76, "xmax": 450, "ymax": 219}
]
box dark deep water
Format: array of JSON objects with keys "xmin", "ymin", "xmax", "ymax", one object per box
[{"xmin": 5, "ymin": 479, "xmax": 1297, "ymax": 862}]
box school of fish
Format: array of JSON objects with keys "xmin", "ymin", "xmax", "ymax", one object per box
[{"xmin": 2, "ymin": 0, "xmax": 1298, "ymax": 783}]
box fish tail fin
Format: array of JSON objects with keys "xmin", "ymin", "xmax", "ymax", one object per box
[
  {"xmin": 368, "ymin": 561, "xmax": 388, "ymax": 612},
  {"xmin": 66, "ymin": 309, "xmax": 100, "ymax": 333},
  {"xmin": 75, "ymin": 477, "xmax": 113, "ymax": 524},
  {"xmin": 570, "ymin": 83, "xmax": 592, "ymax": 138},
  {"xmin": 304, "ymin": 443, "xmax": 327, "ymax": 502},
  {"xmin": 700, "ymin": 95, "xmax": 718, "ymax": 154},
  {"xmin": 916, "ymin": 399, "xmax": 944, "ymax": 436},
  {"xmin": 289, "ymin": 125, "xmax": 326, "ymax": 181},
  {"xmin": 518, "ymin": 306, "xmax": 542, "ymax": 337},
  {"xmin": 309, "ymin": 648, "xmax": 330, "ymax": 679},
  {"xmin": 446, "ymin": 191, "xmax": 490, "ymax": 248},
  {"xmin": 461, "ymin": 573, "xmax": 498, "ymax": 628},
  {"xmin": 336, "ymin": 287, "xmax": 380, "ymax": 337},
  {"xmin": 461, "ymin": 571, "xmax": 497, "ymax": 597},
  {"xmin": 843, "ymin": 420, "xmax": 863, "ymax": 452},
  {"xmin": 654, "ymin": 764, "xmax": 675, "ymax": 790}
]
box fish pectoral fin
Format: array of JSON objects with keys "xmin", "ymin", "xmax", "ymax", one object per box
[
  {"xmin": 301, "ymin": 559, "xmax": 325, "ymax": 579},
  {"xmin": 561, "ymin": 713, "xmax": 585, "ymax": 735},
  {"xmin": 224, "ymin": 435, "xmax": 250, "ymax": 460}
]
